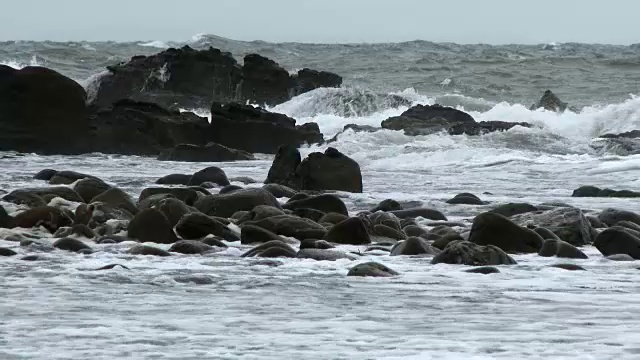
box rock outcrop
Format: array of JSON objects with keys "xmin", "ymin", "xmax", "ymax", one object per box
[
  {"xmin": 381, "ymin": 104, "xmax": 476, "ymax": 136},
  {"xmin": 530, "ymin": 90, "xmax": 568, "ymax": 112},
  {"xmin": 158, "ymin": 142, "xmax": 254, "ymax": 162}
]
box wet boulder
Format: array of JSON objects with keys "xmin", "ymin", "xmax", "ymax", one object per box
[
  {"xmin": 241, "ymin": 240, "xmax": 297, "ymax": 258},
  {"xmin": 158, "ymin": 142, "xmax": 254, "ymax": 162},
  {"xmin": 0, "ymin": 66, "xmax": 90, "ymax": 154},
  {"xmin": 33, "ymin": 169, "xmax": 58, "ymax": 181},
  {"xmin": 297, "ymin": 248, "xmax": 356, "ymax": 261},
  {"xmin": 11, "ymin": 187, "xmax": 83, "ymax": 203},
  {"xmin": 12, "ymin": 207, "xmax": 73, "ymax": 233},
  {"xmin": 156, "ymin": 198, "xmax": 192, "ymax": 228},
  {"xmin": 594, "ymin": 227, "xmax": 640, "ymax": 259},
  {"xmin": 510, "ymin": 207, "xmax": 593, "ymax": 246},
  {"xmin": 91, "ymin": 187, "xmax": 138, "ymax": 215},
  {"xmin": 469, "ymin": 212, "xmax": 544, "ymax": 253},
  {"xmin": 538, "ymin": 239, "xmax": 588, "ymax": 259},
  {"xmin": 431, "ymin": 240, "xmax": 517, "ymax": 266},
  {"xmin": 0, "ymin": 247, "xmax": 17, "ymax": 256},
  {"xmin": 381, "ymin": 104, "xmax": 476, "ymax": 136},
  {"xmin": 194, "ymin": 188, "xmax": 280, "ymax": 218},
  {"xmin": 245, "ymin": 215, "xmax": 327, "ymax": 239},
  {"xmin": 88, "ymin": 202, "xmax": 134, "ymax": 224},
  {"xmin": 52, "ymin": 237, "xmax": 92, "ymax": 253},
  {"xmin": 139, "ymin": 187, "xmax": 200, "ymax": 206},
  {"xmin": 127, "ymin": 244, "xmax": 172, "ymax": 257},
  {"xmin": 175, "ymin": 213, "xmax": 237, "ymax": 241},
  {"xmin": 448, "ymin": 121, "xmax": 531, "ymax": 136},
  {"xmin": 208, "ymin": 102, "xmax": 323, "ymax": 154},
  {"xmin": 445, "ymin": 193, "xmax": 485, "ymax": 205},
  {"xmin": 283, "ymin": 194, "xmax": 348, "ymax": 216},
  {"xmin": 155, "ymin": 174, "xmax": 192, "ymax": 185},
  {"xmin": 266, "ymin": 146, "xmax": 362, "ymax": 193},
  {"xmin": 347, "ymin": 262, "xmax": 399, "ymax": 277},
  {"xmin": 323, "ymin": 217, "xmax": 371, "ymax": 245},
  {"xmin": 168, "ymin": 240, "xmax": 212, "ymax": 254},
  {"xmin": 241, "ymin": 224, "xmax": 282, "ymax": 244},
  {"xmin": 489, "ymin": 203, "xmax": 538, "ymax": 217},
  {"xmin": 370, "ymin": 199, "xmax": 403, "ymax": 213},
  {"xmin": 188, "ymin": 166, "xmax": 230, "ymax": 187},
  {"xmin": 389, "ymin": 208, "xmax": 447, "ymax": 221},
  {"xmin": 598, "ymin": 208, "xmax": 640, "ymax": 227},
  {"xmin": 391, "ymin": 237, "xmax": 440, "ymax": 256},
  {"xmin": 530, "ymin": 90, "xmax": 568, "ymax": 112},
  {"xmin": 572, "ymin": 185, "xmax": 640, "ymax": 198},
  {"xmin": 127, "ymin": 208, "xmax": 175, "ymax": 244},
  {"xmin": 262, "ymin": 183, "xmax": 298, "ymax": 199},
  {"xmin": 73, "ymin": 178, "xmax": 112, "ymax": 203},
  {"xmin": 2, "ymin": 190, "xmax": 47, "ymax": 208}
]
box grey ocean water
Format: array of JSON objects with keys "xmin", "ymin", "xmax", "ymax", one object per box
[{"xmin": 1, "ymin": 35, "xmax": 640, "ymax": 359}]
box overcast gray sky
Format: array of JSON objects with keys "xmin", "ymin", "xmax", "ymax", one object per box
[{"xmin": 1, "ymin": 0, "xmax": 637, "ymax": 44}]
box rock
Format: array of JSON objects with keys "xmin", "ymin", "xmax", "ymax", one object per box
[
  {"xmin": 446, "ymin": 193, "xmax": 485, "ymax": 205},
  {"xmin": 587, "ymin": 216, "xmax": 607, "ymax": 229},
  {"xmin": 91, "ymin": 188, "xmax": 138, "ymax": 215},
  {"xmin": 530, "ymin": 90, "xmax": 568, "ymax": 112},
  {"xmin": 323, "ymin": 217, "xmax": 371, "ymax": 245},
  {"xmin": 209, "ymin": 102, "xmax": 323, "ymax": 154},
  {"xmin": 230, "ymin": 177, "xmax": 257, "ymax": 184},
  {"xmin": 347, "ymin": 262, "xmax": 399, "ymax": 277},
  {"xmin": 156, "ymin": 198, "xmax": 192, "ymax": 228},
  {"xmin": 128, "ymin": 209, "xmax": 175, "ymax": 244},
  {"xmin": 262, "ymin": 184, "xmax": 298, "ymax": 199},
  {"xmin": 2, "ymin": 190, "xmax": 47, "ymax": 208},
  {"xmin": 538, "ymin": 239, "xmax": 588, "ymax": 259},
  {"xmin": 88, "ymin": 99, "xmax": 210, "ymax": 156},
  {"xmin": 21, "ymin": 255, "xmax": 39, "ymax": 261},
  {"xmin": 53, "ymin": 224, "xmax": 96, "ymax": 239},
  {"xmin": 606, "ymin": 254, "xmax": 635, "ymax": 261},
  {"xmin": 369, "ymin": 199, "xmax": 403, "ymax": 213},
  {"xmin": 12, "ymin": 207, "xmax": 73, "ymax": 232},
  {"xmin": 0, "ymin": 247, "xmax": 17, "ymax": 256},
  {"xmin": 49, "ymin": 171, "xmax": 97, "ymax": 185},
  {"xmin": 290, "ymin": 68, "xmax": 343, "ymax": 100},
  {"xmin": 219, "ymin": 185, "xmax": 243, "ymax": 194},
  {"xmin": 73, "ymin": 178, "xmax": 112, "ymax": 203},
  {"xmin": 431, "ymin": 240, "xmax": 517, "ymax": 266},
  {"xmin": 448, "ymin": 121, "xmax": 531, "ymax": 136},
  {"xmin": 0, "ymin": 66, "xmax": 89, "ymax": 154},
  {"xmin": 389, "ymin": 208, "xmax": 447, "ymax": 221},
  {"xmin": 299, "ymin": 239, "xmax": 335, "ymax": 250},
  {"xmin": 96, "ymin": 235, "xmax": 129, "ymax": 244},
  {"xmin": 174, "ymin": 276, "xmax": 215, "ymax": 285},
  {"xmin": 264, "ymin": 145, "xmax": 301, "ymax": 189},
  {"xmin": 20, "ymin": 239, "xmax": 55, "ymax": 252},
  {"xmin": 292, "ymin": 208, "xmax": 325, "ymax": 222},
  {"xmin": 465, "ymin": 266, "xmax": 500, "ymax": 274},
  {"xmin": 10, "ymin": 187, "xmax": 83, "ymax": 203},
  {"xmin": 598, "ymin": 209, "xmax": 640, "ymax": 227},
  {"xmin": 510, "ymin": 207, "xmax": 593, "ymax": 246},
  {"xmin": 201, "ymin": 237, "xmax": 227, "ymax": 247},
  {"xmin": 88, "ymin": 202, "xmax": 134, "ymax": 224},
  {"xmin": 594, "ymin": 227, "xmax": 640, "ymax": 259},
  {"xmin": 127, "ymin": 244, "xmax": 171, "ymax": 257},
  {"xmin": 601, "ymin": 130, "xmax": 640, "ymax": 139},
  {"xmin": 391, "ymin": 237, "xmax": 440, "ymax": 256},
  {"xmin": 373, "ymin": 224, "xmax": 406, "ymax": 241},
  {"xmin": 175, "ymin": 213, "xmax": 237, "ymax": 241},
  {"xmin": 319, "ymin": 212, "xmax": 349, "ymax": 225},
  {"xmin": 617, "ymin": 221, "xmax": 640, "ymax": 233},
  {"xmin": 469, "ymin": 212, "xmax": 544, "ymax": 253},
  {"xmin": 431, "ymin": 232, "xmax": 465, "ymax": 250},
  {"xmin": 591, "ymin": 137, "xmax": 640, "ymax": 156},
  {"xmin": 533, "ymin": 227, "xmax": 561, "ymax": 240},
  {"xmin": 155, "ymin": 174, "xmax": 192, "ymax": 185},
  {"xmin": 283, "ymin": 194, "xmax": 348, "ymax": 216},
  {"xmin": 188, "ymin": 166, "xmax": 230, "ymax": 187},
  {"xmin": 297, "ymin": 248, "xmax": 355, "ymax": 261},
  {"xmin": 33, "ymin": 169, "xmax": 58, "ymax": 181},
  {"xmin": 168, "ymin": 240, "xmax": 212, "ymax": 254},
  {"xmin": 381, "ymin": 104, "xmax": 476, "ymax": 136},
  {"xmin": 296, "ymin": 148, "xmax": 362, "ymax": 193},
  {"xmin": 139, "ymin": 188, "xmax": 200, "ymax": 206},
  {"xmin": 549, "ymin": 264, "xmax": 586, "ymax": 271},
  {"xmin": 158, "ymin": 143, "xmax": 254, "ymax": 162},
  {"xmin": 94, "ymin": 264, "xmax": 130, "ymax": 271},
  {"xmin": 236, "ymin": 205, "xmax": 287, "ymax": 224},
  {"xmin": 52, "ymin": 237, "xmax": 92, "ymax": 253},
  {"xmin": 241, "ymin": 240, "xmax": 297, "ymax": 258},
  {"xmin": 241, "ymin": 224, "xmax": 281, "ymax": 244},
  {"xmin": 403, "ymin": 225, "xmax": 429, "ymax": 238},
  {"xmin": 572, "ymin": 185, "xmax": 640, "ymax": 198},
  {"xmin": 194, "ymin": 188, "xmax": 280, "ymax": 218},
  {"xmin": 490, "ymin": 203, "xmax": 538, "ymax": 217},
  {"xmin": 245, "ymin": 215, "xmax": 327, "ymax": 240}
]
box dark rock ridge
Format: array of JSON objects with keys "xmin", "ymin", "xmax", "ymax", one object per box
[
  {"xmin": 380, "ymin": 104, "xmax": 531, "ymax": 137},
  {"xmin": 530, "ymin": 90, "xmax": 568, "ymax": 112},
  {"xmin": 91, "ymin": 46, "xmax": 341, "ymax": 109},
  {"xmin": 266, "ymin": 146, "xmax": 362, "ymax": 193},
  {"xmin": 208, "ymin": 102, "xmax": 323, "ymax": 154},
  {"xmin": 158, "ymin": 142, "xmax": 254, "ymax": 162},
  {"xmin": 572, "ymin": 185, "xmax": 640, "ymax": 198}
]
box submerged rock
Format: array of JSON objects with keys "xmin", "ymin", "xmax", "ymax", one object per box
[
  {"xmin": 572, "ymin": 185, "xmax": 640, "ymax": 198},
  {"xmin": 431, "ymin": 240, "xmax": 517, "ymax": 266},
  {"xmin": 594, "ymin": 227, "xmax": 640, "ymax": 259},
  {"xmin": 469, "ymin": 212, "xmax": 544, "ymax": 253},
  {"xmin": 194, "ymin": 188, "xmax": 280, "ymax": 218},
  {"xmin": 381, "ymin": 104, "xmax": 476, "ymax": 136},
  {"xmin": 347, "ymin": 262, "xmax": 399, "ymax": 277},
  {"xmin": 510, "ymin": 207, "xmax": 593, "ymax": 246},
  {"xmin": 538, "ymin": 239, "xmax": 588, "ymax": 259}
]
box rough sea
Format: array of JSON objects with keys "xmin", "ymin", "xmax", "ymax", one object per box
[{"xmin": 1, "ymin": 34, "xmax": 639, "ymax": 359}]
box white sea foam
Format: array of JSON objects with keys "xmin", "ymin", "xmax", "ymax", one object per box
[
  {"xmin": 0, "ymin": 54, "xmax": 41, "ymax": 69},
  {"xmin": 139, "ymin": 40, "xmax": 170, "ymax": 48}
]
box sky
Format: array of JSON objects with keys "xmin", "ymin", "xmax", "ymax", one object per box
[{"xmin": 0, "ymin": 0, "xmax": 637, "ymax": 45}]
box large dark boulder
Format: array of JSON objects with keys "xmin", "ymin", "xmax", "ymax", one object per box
[
  {"xmin": 88, "ymin": 99, "xmax": 210, "ymax": 156},
  {"xmin": 244, "ymin": 215, "xmax": 327, "ymax": 239},
  {"xmin": 598, "ymin": 209, "xmax": 640, "ymax": 227},
  {"xmin": 572, "ymin": 185, "xmax": 640, "ymax": 198},
  {"xmin": 323, "ymin": 217, "xmax": 371, "ymax": 245},
  {"xmin": 594, "ymin": 227, "xmax": 640, "ymax": 259},
  {"xmin": 283, "ymin": 194, "xmax": 348, "ymax": 216},
  {"xmin": 194, "ymin": 188, "xmax": 280, "ymax": 218},
  {"xmin": 510, "ymin": 207, "xmax": 593, "ymax": 246},
  {"xmin": 290, "ymin": 68, "xmax": 343, "ymax": 99},
  {"xmin": 381, "ymin": 104, "xmax": 476, "ymax": 136},
  {"xmin": 128, "ymin": 208, "xmax": 175, "ymax": 244},
  {"xmin": 347, "ymin": 262, "xmax": 399, "ymax": 277},
  {"xmin": 266, "ymin": 146, "xmax": 362, "ymax": 193},
  {"xmin": 0, "ymin": 66, "xmax": 89, "ymax": 154},
  {"xmin": 49, "ymin": 170, "xmax": 99, "ymax": 185},
  {"xmin": 530, "ymin": 90, "xmax": 568, "ymax": 112},
  {"xmin": 391, "ymin": 237, "xmax": 440, "ymax": 256},
  {"xmin": 448, "ymin": 121, "xmax": 531, "ymax": 136},
  {"xmin": 175, "ymin": 213, "xmax": 237, "ymax": 241},
  {"xmin": 158, "ymin": 143, "xmax": 254, "ymax": 162},
  {"xmin": 538, "ymin": 239, "xmax": 588, "ymax": 259},
  {"xmin": 431, "ymin": 240, "xmax": 517, "ymax": 266},
  {"xmin": 188, "ymin": 166, "xmax": 230, "ymax": 187},
  {"xmin": 490, "ymin": 203, "xmax": 538, "ymax": 217},
  {"xmin": 73, "ymin": 178, "xmax": 112, "ymax": 203},
  {"xmin": 91, "ymin": 187, "xmax": 139, "ymax": 215},
  {"xmin": 469, "ymin": 212, "xmax": 544, "ymax": 253},
  {"xmin": 155, "ymin": 174, "xmax": 192, "ymax": 185},
  {"xmin": 12, "ymin": 207, "xmax": 73, "ymax": 233},
  {"xmin": 208, "ymin": 102, "xmax": 323, "ymax": 154}
]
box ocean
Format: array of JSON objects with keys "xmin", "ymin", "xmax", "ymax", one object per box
[{"xmin": 0, "ymin": 34, "xmax": 639, "ymax": 359}]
